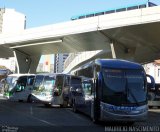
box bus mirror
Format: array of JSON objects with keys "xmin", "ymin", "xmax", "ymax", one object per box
[
  {"xmin": 146, "ymin": 74, "xmax": 155, "ymax": 89},
  {"xmin": 1, "ymin": 78, "xmax": 5, "ymax": 83},
  {"xmin": 70, "ymin": 87, "xmax": 74, "ymax": 92}
]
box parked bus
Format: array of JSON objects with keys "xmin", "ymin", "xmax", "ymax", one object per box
[
  {"xmin": 71, "ymin": 59, "xmax": 154, "ymax": 123},
  {"xmin": 31, "ymin": 73, "xmax": 82, "ymax": 107},
  {"xmin": 147, "ymin": 74, "xmax": 160, "ymax": 108},
  {"xmin": 3, "ymin": 74, "xmax": 35, "ymax": 102}
]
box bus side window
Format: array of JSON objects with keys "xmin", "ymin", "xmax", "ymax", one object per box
[
  {"xmin": 56, "ymin": 75, "xmax": 64, "ymax": 94},
  {"xmin": 83, "ymin": 82, "xmax": 92, "ymax": 95},
  {"xmin": 64, "ymin": 76, "xmax": 70, "ymax": 87},
  {"xmin": 27, "ymin": 76, "xmax": 35, "ymax": 86},
  {"xmin": 16, "ymin": 77, "xmax": 27, "ymax": 91}
]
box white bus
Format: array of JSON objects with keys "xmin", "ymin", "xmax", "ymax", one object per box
[
  {"xmin": 3, "ymin": 74, "xmax": 35, "ymax": 102},
  {"xmin": 31, "ymin": 73, "xmax": 82, "ymax": 107}
]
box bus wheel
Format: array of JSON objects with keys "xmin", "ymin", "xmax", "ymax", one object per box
[
  {"xmin": 63, "ymin": 100, "xmax": 69, "ymax": 107},
  {"xmin": 72, "ymin": 100, "xmax": 77, "ymax": 113},
  {"xmin": 27, "ymin": 95, "xmax": 32, "ymax": 103},
  {"xmin": 44, "ymin": 104, "xmax": 51, "ymax": 107},
  {"xmin": 92, "ymin": 102, "xmax": 99, "ymax": 123},
  {"xmin": 92, "ymin": 114, "xmax": 98, "ymax": 123}
]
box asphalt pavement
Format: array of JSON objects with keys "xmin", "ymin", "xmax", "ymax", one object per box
[{"xmin": 0, "ymin": 98, "xmax": 159, "ymax": 132}]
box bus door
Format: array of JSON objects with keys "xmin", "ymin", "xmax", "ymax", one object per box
[
  {"xmin": 63, "ymin": 75, "xmax": 71, "ymax": 103},
  {"xmin": 24, "ymin": 75, "xmax": 35, "ymax": 101},
  {"xmin": 82, "ymin": 80, "xmax": 93, "ymax": 115},
  {"xmin": 14, "ymin": 76, "xmax": 28, "ymax": 101},
  {"xmin": 53, "ymin": 75, "xmax": 65, "ymax": 105},
  {"xmin": 70, "ymin": 77, "xmax": 82, "ymax": 97}
]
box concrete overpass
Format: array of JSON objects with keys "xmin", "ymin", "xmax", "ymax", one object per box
[{"xmin": 0, "ymin": 6, "xmax": 160, "ymax": 73}]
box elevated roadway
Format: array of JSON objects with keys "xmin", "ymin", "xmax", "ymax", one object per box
[{"xmin": 0, "ymin": 6, "xmax": 160, "ymax": 73}]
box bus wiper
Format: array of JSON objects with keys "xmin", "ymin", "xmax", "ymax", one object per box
[
  {"xmin": 125, "ymin": 73, "xmax": 140, "ymax": 106},
  {"xmin": 128, "ymin": 89, "xmax": 140, "ymax": 106}
]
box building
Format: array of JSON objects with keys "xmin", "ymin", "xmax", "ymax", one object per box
[
  {"xmin": 54, "ymin": 53, "xmax": 69, "ymax": 73},
  {"xmin": 0, "ymin": 8, "xmax": 5, "ymax": 32},
  {"xmin": 0, "ymin": 8, "xmax": 26, "ymax": 72},
  {"xmin": 0, "ymin": 8, "xmax": 26, "ymax": 34}
]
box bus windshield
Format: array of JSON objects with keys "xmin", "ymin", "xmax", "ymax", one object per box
[
  {"xmin": 5, "ymin": 76, "xmax": 18, "ymax": 90},
  {"xmin": 102, "ymin": 69, "xmax": 146, "ymax": 106},
  {"xmin": 33, "ymin": 75, "xmax": 55, "ymax": 93},
  {"xmin": 43, "ymin": 76, "xmax": 55, "ymax": 92}
]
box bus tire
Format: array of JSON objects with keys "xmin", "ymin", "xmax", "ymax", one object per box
[
  {"xmin": 92, "ymin": 101, "xmax": 100, "ymax": 123},
  {"xmin": 27, "ymin": 95, "xmax": 32, "ymax": 103},
  {"xmin": 63, "ymin": 100, "xmax": 68, "ymax": 107},
  {"xmin": 92, "ymin": 111, "xmax": 99, "ymax": 123},
  {"xmin": 44, "ymin": 104, "xmax": 51, "ymax": 107}
]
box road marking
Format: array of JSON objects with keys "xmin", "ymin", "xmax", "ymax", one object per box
[
  {"xmin": 38, "ymin": 119, "xmax": 55, "ymax": 126},
  {"xmin": 30, "ymin": 106, "xmax": 33, "ymax": 115},
  {"xmin": 0, "ymin": 103, "xmax": 56, "ymax": 126},
  {"xmin": 66, "ymin": 109, "xmax": 86, "ymax": 120}
]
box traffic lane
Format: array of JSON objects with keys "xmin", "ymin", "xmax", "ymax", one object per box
[
  {"xmin": 135, "ymin": 109, "xmax": 160, "ymax": 126},
  {"xmin": 0, "ymin": 99, "xmax": 160, "ymax": 131},
  {"xmin": 0, "ymin": 99, "xmax": 104, "ymax": 132}
]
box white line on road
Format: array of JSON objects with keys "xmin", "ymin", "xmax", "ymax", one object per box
[
  {"xmin": 30, "ymin": 106, "xmax": 33, "ymax": 115},
  {"xmin": 0, "ymin": 103, "xmax": 56, "ymax": 126},
  {"xmin": 66, "ymin": 109, "xmax": 89, "ymax": 121}
]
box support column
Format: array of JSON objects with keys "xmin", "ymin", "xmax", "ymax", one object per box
[
  {"xmin": 110, "ymin": 41, "xmax": 116, "ymax": 59},
  {"xmin": 29, "ymin": 56, "xmax": 41, "ymax": 73},
  {"xmin": 13, "ymin": 50, "xmax": 40, "ymax": 73}
]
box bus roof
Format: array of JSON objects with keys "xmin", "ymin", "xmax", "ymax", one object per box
[
  {"xmin": 8, "ymin": 73, "xmax": 35, "ymax": 77},
  {"xmin": 35, "ymin": 73, "xmax": 79, "ymax": 77},
  {"xmin": 95, "ymin": 59, "xmax": 143, "ymax": 69}
]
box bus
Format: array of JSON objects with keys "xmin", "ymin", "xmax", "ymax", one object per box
[
  {"xmin": 3, "ymin": 74, "xmax": 35, "ymax": 102},
  {"xmin": 31, "ymin": 73, "xmax": 82, "ymax": 107},
  {"xmin": 71, "ymin": 59, "xmax": 154, "ymax": 123},
  {"xmin": 71, "ymin": 1, "xmax": 157, "ymax": 20},
  {"xmin": 147, "ymin": 74, "xmax": 160, "ymax": 108}
]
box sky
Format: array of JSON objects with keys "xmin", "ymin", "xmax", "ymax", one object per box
[{"xmin": 0, "ymin": 0, "xmax": 160, "ymax": 64}]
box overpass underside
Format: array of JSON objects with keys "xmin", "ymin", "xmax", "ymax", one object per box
[{"xmin": 0, "ymin": 6, "xmax": 160, "ymax": 73}]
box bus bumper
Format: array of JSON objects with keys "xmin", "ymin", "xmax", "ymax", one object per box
[
  {"xmin": 100, "ymin": 103, "xmax": 148, "ymax": 122},
  {"xmin": 32, "ymin": 94, "xmax": 52, "ymax": 104},
  {"xmin": 100, "ymin": 109, "xmax": 148, "ymax": 122}
]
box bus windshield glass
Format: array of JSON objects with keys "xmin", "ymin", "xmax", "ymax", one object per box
[
  {"xmin": 6, "ymin": 76, "xmax": 18, "ymax": 90},
  {"xmin": 102, "ymin": 69, "xmax": 146, "ymax": 106},
  {"xmin": 43, "ymin": 76, "xmax": 55, "ymax": 92}
]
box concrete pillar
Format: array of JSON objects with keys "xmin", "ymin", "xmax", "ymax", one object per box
[
  {"xmin": 29, "ymin": 56, "xmax": 41, "ymax": 73},
  {"xmin": 110, "ymin": 41, "xmax": 116, "ymax": 59},
  {"xmin": 13, "ymin": 50, "xmax": 40, "ymax": 73}
]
